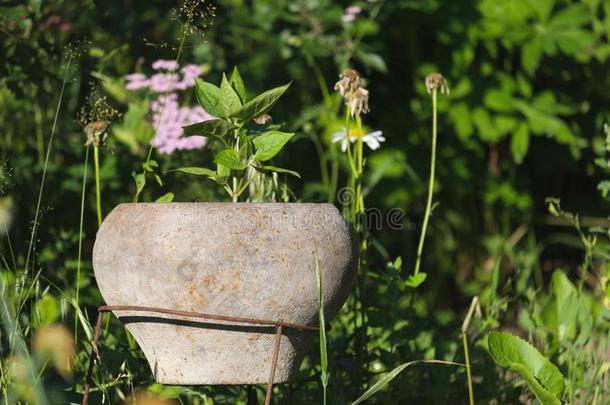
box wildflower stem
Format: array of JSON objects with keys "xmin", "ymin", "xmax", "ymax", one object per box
[
  {"xmin": 344, "ymin": 109, "xmax": 358, "ymax": 179},
  {"xmin": 21, "ymin": 53, "xmax": 72, "ymax": 309},
  {"xmin": 413, "ymin": 88, "xmax": 437, "ymax": 276},
  {"xmin": 74, "ymin": 145, "xmax": 90, "ymax": 342},
  {"xmin": 94, "ymin": 145, "xmax": 102, "ymax": 226},
  {"xmin": 145, "ymin": 28, "xmax": 188, "ymax": 165},
  {"xmin": 462, "ymin": 332, "xmax": 474, "ymax": 405}
]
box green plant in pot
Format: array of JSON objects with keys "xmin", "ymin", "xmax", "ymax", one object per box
[{"xmin": 92, "ymin": 68, "xmax": 355, "ymax": 385}]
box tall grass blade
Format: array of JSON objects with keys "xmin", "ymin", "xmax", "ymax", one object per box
[
  {"xmin": 351, "ymin": 360, "xmax": 463, "ymax": 405},
  {"xmin": 315, "ymin": 256, "xmax": 328, "ymax": 405}
]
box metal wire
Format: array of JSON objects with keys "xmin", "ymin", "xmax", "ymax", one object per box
[{"xmin": 82, "ymin": 305, "xmax": 321, "ymax": 405}]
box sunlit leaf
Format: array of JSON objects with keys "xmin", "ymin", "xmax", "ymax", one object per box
[
  {"xmin": 253, "ymin": 131, "xmax": 294, "ymax": 161},
  {"xmin": 488, "ymin": 331, "xmax": 565, "ymax": 405},
  {"xmin": 215, "ymin": 149, "xmax": 246, "ymax": 170},
  {"xmin": 230, "ymin": 83, "xmax": 291, "ymax": 123}
]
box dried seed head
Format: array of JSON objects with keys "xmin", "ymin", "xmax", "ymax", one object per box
[
  {"xmin": 334, "ymin": 68, "xmax": 361, "ymax": 98},
  {"xmin": 425, "ymin": 73, "xmax": 450, "ymax": 95},
  {"xmin": 253, "ymin": 114, "xmax": 273, "ymax": 125},
  {"xmin": 347, "ymin": 87, "xmax": 370, "ymax": 117},
  {"xmin": 79, "ymin": 85, "xmax": 119, "ymax": 147},
  {"xmin": 84, "ymin": 121, "xmax": 109, "ymax": 147}
]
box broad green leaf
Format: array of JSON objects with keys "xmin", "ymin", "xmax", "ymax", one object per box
[
  {"xmin": 255, "ymin": 165, "xmax": 300, "ymax": 178},
  {"xmin": 511, "ymin": 123, "xmax": 530, "ymax": 164},
  {"xmin": 215, "ymin": 149, "xmax": 246, "ymax": 170},
  {"xmin": 529, "ymin": 0, "xmax": 555, "ymax": 22},
  {"xmin": 220, "ymin": 73, "xmax": 242, "ymax": 116},
  {"xmin": 35, "ymin": 294, "xmax": 59, "ymax": 325},
  {"xmin": 488, "ymin": 331, "xmax": 565, "ymax": 405},
  {"xmin": 598, "ymin": 180, "xmax": 610, "ymax": 198},
  {"xmin": 183, "ymin": 119, "xmax": 234, "ymax": 139},
  {"xmin": 253, "ymin": 131, "xmax": 294, "ymax": 161},
  {"xmin": 112, "ymin": 100, "xmax": 154, "ymax": 152},
  {"xmin": 548, "ymin": 4, "xmax": 590, "ymax": 28},
  {"xmin": 155, "ymin": 192, "xmax": 174, "ymax": 203},
  {"xmin": 522, "ymin": 37, "xmax": 544, "ymax": 75},
  {"xmin": 168, "ymin": 166, "xmax": 217, "ymax": 177},
  {"xmin": 484, "ymin": 89, "xmax": 516, "ymax": 113},
  {"xmin": 195, "ymin": 78, "xmax": 224, "ymax": 118},
  {"xmin": 230, "ymin": 83, "xmax": 291, "ymax": 123},
  {"xmin": 217, "ymin": 163, "xmax": 231, "ymax": 177},
  {"xmin": 229, "ymin": 66, "xmax": 247, "ymax": 103},
  {"xmin": 405, "ymin": 272, "xmax": 427, "ymax": 288}
]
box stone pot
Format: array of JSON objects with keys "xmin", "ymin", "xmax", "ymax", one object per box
[{"xmin": 92, "ymin": 203, "xmax": 354, "ymax": 385}]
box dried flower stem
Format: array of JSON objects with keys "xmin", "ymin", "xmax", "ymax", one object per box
[
  {"xmin": 93, "ymin": 145, "xmax": 102, "ymax": 226},
  {"xmin": 74, "ymin": 145, "xmax": 90, "ymax": 342},
  {"xmin": 414, "ymin": 88, "xmax": 438, "ymax": 276}
]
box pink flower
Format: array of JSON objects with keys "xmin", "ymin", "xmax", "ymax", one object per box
[
  {"xmin": 152, "ymin": 59, "xmax": 179, "ymax": 71},
  {"xmin": 124, "ymin": 60, "xmax": 210, "ymax": 154},
  {"xmin": 149, "ymin": 73, "xmax": 180, "ymax": 93},
  {"xmin": 124, "ymin": 73, "xmax": 150, "ymax": 90},
  {"xmin": 346, "ymin": 6, "xmax": 362, "ymax": 15},
  {"xmin": 150, "ymin": 91, "xmax": 212, "ymax": 154},
  {"xmin": 342, "ymin": 13, "xmax": 356, "ymax": 23},
  {"xmin": 342, "ymin": 4, "xmax": 362, "ymax": 23}
]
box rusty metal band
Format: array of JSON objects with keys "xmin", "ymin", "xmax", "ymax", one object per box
[{"xmin": 82, "ymin": 305, "xmax": 323, "ymax": 405}]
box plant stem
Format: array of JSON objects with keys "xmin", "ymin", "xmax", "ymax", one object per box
[
  {"xmin": 232, "ymin": 177, "xmax": 238, "ymax": 202},
  {"xmin": 462, "ymin": 332, "xmax": 474, "ymax": 405},
  {"xmin": 74, "ymin": 145, "xmax": 90, "ymax": 342},
  {"xmin": 94, "ymin": 145, "xmax": 102, "ymax": 226},
  {"xmin": 316, "ymin": 257, "xmax": 328, "ymax": 405},
  {"xmin": 21, "ymin": 54, "xmax": 72, "ymax": 311},
  {"xmin": 413, "ymin": 88, "xmax": 438, "ymax": 276},
  {"xmin": 461, "ymin": 296, "xmax": 479, "ymax": 405}
]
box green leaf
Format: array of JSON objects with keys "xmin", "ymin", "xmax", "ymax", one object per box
[
  {"xmin": 529, "ymin": 0, "xmax": 555, "ymax": 22},
  {"xmin": 315, "ymin": 257, "xmax": 329, "ymax": 400},
  {"xmin": 488, "ymin": 331, "xmax": 565, "ymax": 405},
  {"xmin": 484, "ymin": 89, "xmax": 516, "ymax": 113},
  {"xmin": 155, "ymin": 192, "xmax": 174, "ymax": 203},
  {"xmin": 511, "ymin": 123, "xmax": 530, "ymax": 164},
  {"xmin": 217, "ymin": 163, "xmax": 231, "ymax": 178},
  {"xmin": 195, "ymin": 78, "xmax": 224, "ymax": 118},
  {"xmin": 215, "ymin": 149, "xmax": 247, "ymax": 170},
  {"xmin": 405, "ymin": 272, "xmax": 427, "ymax": 288},
  {"xmin": 351, "ymin": 360, "xmax": 461, "ymax": 405},
  {"xmin": 229, "ymin": 66, "xmax": 247, "ymax": 103},
  {"xmin": 255, "ymin": 165, "xmax": 301, "ymax": 178},
  {"xmin": 522, "ymin": 37, "xmax": 544, "ymax": 75},
  {"xmin": 598, "ymin": 180, "xmax": 610, "ymax": 198},
  {"xmin": 220, "ymin": 73, "xmax": 242, "ymax": 116},
  {"xmin": 112, "ymin": 100, "xmax": 154, "ymax": 152},
  {"xmin": 230, "ymin": 83, "xmax": 291, "ymax": 123},
  {"xmin": 168, "ymin": 166, "xmax": 217, "ymax": 177},
  {"xmin": 548, "ymin": 4, "xmax": 590, "ymax": 28},
  {"xmin": 253, "ymin": 131, "xmax": 294, "ymax": 161},
  {"xmin": 132, "ymin": 171, "xmax": 146, "ymax": 203},
  {"xmin": 183, "ymin": 119, "xmax": 234, "ymax": 139},
  {"xmin": 35, "ymin": 294, "xmax": 59, "ymax": 325}
]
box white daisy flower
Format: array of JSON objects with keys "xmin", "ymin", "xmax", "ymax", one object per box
[{"xmin": 332, "ymin": 127, "xmax": 385, "ymax": 152}]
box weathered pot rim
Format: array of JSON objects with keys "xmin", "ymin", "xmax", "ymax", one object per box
[{"xmin": 113, "ymin": 202, "xmax": 338, "ymax": 207}]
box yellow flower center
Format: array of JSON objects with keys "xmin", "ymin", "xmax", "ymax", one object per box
[{"xmin": 347, "ymin": 127, "xmax": 366, "ymax": 140}]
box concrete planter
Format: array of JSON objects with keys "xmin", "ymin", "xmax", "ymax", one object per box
[{"xmin": 92, "ymin": 203, "xmax": 354, "ymax": 385}]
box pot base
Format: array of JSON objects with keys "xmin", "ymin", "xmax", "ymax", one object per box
[{"xmin": 118, "ymin": 312, "xmax": 309, "ymax": 385}]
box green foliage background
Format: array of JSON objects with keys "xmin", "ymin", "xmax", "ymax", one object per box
[{"xmin": 1, "ymin": 0, "xmax": 610, "ymax": 403}]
